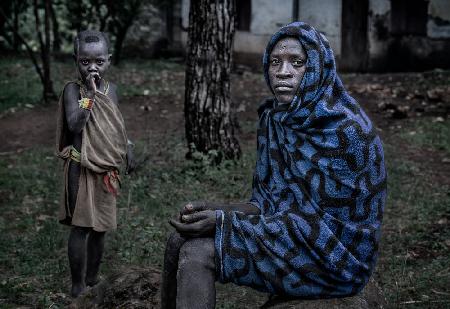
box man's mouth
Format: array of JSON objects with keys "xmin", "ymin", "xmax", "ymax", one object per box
[{"xmin": 274, "ymin": 83, "xmax": 293, "ymax": 92}]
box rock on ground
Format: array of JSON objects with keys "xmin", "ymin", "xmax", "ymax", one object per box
[{"xmin": 261, "ymin": 277, "xmax": 387, "ymax": 309}]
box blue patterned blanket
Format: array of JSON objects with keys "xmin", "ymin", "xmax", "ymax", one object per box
[{"xmin": 214, "ymin": 22, "xmax": 386, "ymax": 298}]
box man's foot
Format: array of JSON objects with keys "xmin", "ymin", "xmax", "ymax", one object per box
[{"xmin": 71, "ymin": 282, "xmax": 86, "ymax": 298}]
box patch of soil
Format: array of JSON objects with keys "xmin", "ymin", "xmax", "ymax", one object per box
[
  {"xmin": 1, "ymin": 70, "xmax": 449, "ymax": 183},
  {"xmin": 69, "ymin": 266, "xmax": 160, "ymax": 308}
]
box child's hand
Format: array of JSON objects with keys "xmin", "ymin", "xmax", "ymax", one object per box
[
  {"xmin": 126, "ymin": 145, "xmax": 136, "ymax": 175},
  {"xmin": 86, "ymin": 73, "xmax": 99, "ymax": 96}
]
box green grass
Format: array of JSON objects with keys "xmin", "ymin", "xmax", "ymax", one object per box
[
  {"xmin": 379, "ymin": 150, "xmax": 450, "ymax": 307},
  {"xmin": 1, "ymin": 124, "xmax": 449, "ymax": 307},
  {"xmin": 377, "ymin": 118, "xmax": 450, "ymax": 308},
  {"xmin": 0, "ymin": 137, "xmax": 259, "ymax": 307},
  {"xmin": 400, "ymin": 118, "xmax": 450, "ymax": 153},
  {"xmin": 0, "ymin": 58, "xmax": 449, "ymax": 307},
  {"xmin": 0, "ymin": 56, "xmax": 184, "ymax": 113},
  {"xmin": 0, "ymin": 57, "xmax": 45, "ymax": 112}
]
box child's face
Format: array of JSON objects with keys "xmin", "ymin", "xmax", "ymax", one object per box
[
  {"xmin": 268, "ymin": 37, "xmax": 307, "ymax": 105},
  {"xmin": 75, "ymin": 40, "xmax": 111, "ymax": 83}
]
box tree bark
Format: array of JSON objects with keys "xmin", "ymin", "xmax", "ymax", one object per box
[
  {"xmin": 108, "ymin": 0, "xmax": 142, "ymax": 65},
  {"xmin": 184, "ymin": 0, "xmax": 240, "ymax": 163},
  {"xmin": 112, "ymin": 21, "xmax": 131, "ymax": 65},
  {"xmin": 0, "ymin": 7, "xmax": 43, "ymax": 83},
  {"xmin": 50, "ymin": 0, "xmax": 61, "ymax": 52},
  {"xmin": 12, "ymin": 1, "xmax": 20, "ymax": 51},
  {"xmin": 33, "ymin": 0, "xmax": 55, "ymax": 101}
]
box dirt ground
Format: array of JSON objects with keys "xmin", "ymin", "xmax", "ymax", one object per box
[
  {"xmin": 1, "ymin": 68, "xmax": 449, "ymax": 307},
  {"xmin": 1, "ymin": 70, "xmax": 449, "ymax": 182}
]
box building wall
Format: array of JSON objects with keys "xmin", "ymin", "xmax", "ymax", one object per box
[
  {"xmin": 428, "ymin": 0, "xmax": 450, "ymax": 38},
  {"xmin": 180, "ymin": 0, "xmax": 342, "ymax": 65},
  {"xmin": 367, "ymin": 0, "xmax": 450, "ymax": 71},
  {"xmin": 367, "ymin": 0, "xmax": 390, "ymax": 60},
  {"xmin": 178, "ymin": 0, "xmax": 450, "ymax": 71},
  {"xmin": 297, "ymin": 0, "xmax": 342, "ymax": 56},
  {"xmin": 235, "ymin": 0, "xmax": 292, "ymax": 55}
]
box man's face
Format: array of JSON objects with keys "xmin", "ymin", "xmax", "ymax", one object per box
[
  {"xmin": 75, "ymin": 40, "xmax": 111, "ymax": 83},
  {"xmin": 268, "ymin": 37, "xmax": 307, "ymax": 105}
]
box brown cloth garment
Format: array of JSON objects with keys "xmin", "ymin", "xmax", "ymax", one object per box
[{"xmin": 56, "ymin": 81, "xmax": 127, "ymax": 231}]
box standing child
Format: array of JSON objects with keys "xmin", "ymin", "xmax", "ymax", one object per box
[{"xmin": 55, "ymin": 30, "xmax": 135, "ymax": 297}]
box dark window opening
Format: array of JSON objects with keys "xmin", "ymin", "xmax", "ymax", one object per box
[
  {"xmin": 236, "ymin": 0, "xmax": 251, "ymax": 31},
  {"xmin": 391, "ymin": 0, "xmax": 428, "ymax": 36}
]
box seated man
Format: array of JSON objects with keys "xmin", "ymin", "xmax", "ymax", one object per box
[{"xmin": 161, "ymin": 21, "xmax": 386, "ymax": 309}]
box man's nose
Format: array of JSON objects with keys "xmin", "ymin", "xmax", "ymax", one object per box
[{"xmin": 276, "ymin": 62, "xmax": 293, "ymax": 78}]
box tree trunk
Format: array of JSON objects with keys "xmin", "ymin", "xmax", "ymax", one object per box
[
  {"xmin": 50, "ymin": 0, "xmax": 61, "ymax": 52},
  {"xmin": 113, "ymin": 23, "xmax": 129, "ymax": 65},
  {"xmin": 34, "ymin": 0, "xmax": 55, "ymax": 101},
  {"xmin": 184, "ymin": 0, "xmax": 240, "ymax": 163},
  {"xmin": 43, "ymin": 0, "xmax": 55, "ymax": 100},
  {"xmin": 12, "ymin": 1, "xmax": 20, "ymax": 51}
]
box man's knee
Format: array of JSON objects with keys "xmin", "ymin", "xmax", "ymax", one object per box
[
  {"xmin": 178, "ymin": 238, "xmax": 215, "ymax": 270},
  {"xmin": 166, "ymin": 231, "xmax": 186, "ymax": 251}
]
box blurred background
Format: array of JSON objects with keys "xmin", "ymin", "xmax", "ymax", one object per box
[{"xmin": 0, "ymin": 0, "xmax": 449, "ymax": 308}]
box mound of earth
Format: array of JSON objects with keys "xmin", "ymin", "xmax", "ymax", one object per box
[{"xmin": 69, "ymin": 266, "xmax": 160, "ymax": 308}]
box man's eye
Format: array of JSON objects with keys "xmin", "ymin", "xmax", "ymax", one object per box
[
  {"xmin": 270, "ymin": 59, "xmax": 279, "ymax": 65},
  {"xmin": 293, "ymin": 59, "xmax": 305, "ymax": 66},
  {"xmin": 96, "ymin": 60, "xmax": 104, "ymax": 65},
  {"xmin": 81, "ymin": 60, "xmax": 89, "ymax": 65}
]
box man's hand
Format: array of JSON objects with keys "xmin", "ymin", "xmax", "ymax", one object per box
[
  {"xmin": 179, "ymin": 201, "xmax": 260, "ymax": 216},
  {"xmin": 179, "ymin": 201, "xmax": 208, "ymax": 217},
  {"xmin": 169, "ymin": 209, "xmax": 216, "ymax": 238}
]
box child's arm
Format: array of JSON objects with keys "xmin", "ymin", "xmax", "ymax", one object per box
[
  {"xmin": 126, "ymin": 140, "xmax": 136, "ymax": 174},
  {"xmin": 64, "ymin": 74, "xmax": 97, "ymax": 133}
]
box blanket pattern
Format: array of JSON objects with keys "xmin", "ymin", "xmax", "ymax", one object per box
[{"xmin": 215, "ymin": 22, "xmax": 386, "ymax": 298}]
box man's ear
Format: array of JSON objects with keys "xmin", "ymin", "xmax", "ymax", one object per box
[
  {"xmin": 72, "ymin": 53, "xmax": 77, "ymax": 63},
  {"xmin": 108, "ymin": 53, "xmax": 112, "ymax": 63}
]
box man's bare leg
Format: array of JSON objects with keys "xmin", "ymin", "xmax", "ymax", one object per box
[
  {"xmin": 86, "ymin": 230, "xmax": 105, "ymax": 287},
  {"xmin": 176, "ymin": 237, "xmax": 216, "ymax": 309},
  {"xmin": 161, "ymin": 232, "xmax": 187, "ymax": 309}
]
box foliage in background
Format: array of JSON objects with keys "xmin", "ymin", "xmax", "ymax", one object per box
[
  {"xmin": 0, "ymin": 55, "xmax": 183, "ymax": 113},
  {"xmin": 0, "ymin": 0, "xmax": 176, "ymax": 103},
  {"xmin": 0, "ymin": 0, "xmax": 57, "ymax": 101}
]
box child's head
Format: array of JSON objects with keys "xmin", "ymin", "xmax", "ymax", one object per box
[{"xmin": 73, "ymin": 30, "xmax": 111, "ymax": 83}]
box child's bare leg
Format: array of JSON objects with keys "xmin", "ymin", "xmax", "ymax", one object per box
[
  {"xmin": 86, "ymin": 230, "xmax": 105, "ymax": 286},
  {"xmin": 67, "ymin": 160, "xmax": 88, "ymax": 297},
  {"xmin": 68, "ymin": 226, "xmax": 90, "ymax": 297}
]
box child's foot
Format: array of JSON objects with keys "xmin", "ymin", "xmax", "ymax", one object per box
[
  {"xmin": 71, "ymin": 282, "xmax": 86, "ymax": 298},
  {"xmin": 85, "ymin": 276, "xmax": 100, "ymax": 287}
]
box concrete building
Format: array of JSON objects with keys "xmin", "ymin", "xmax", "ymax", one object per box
[{"xmin": 177, "ymin": 0, "xmax": 450, "ymax": 71}]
